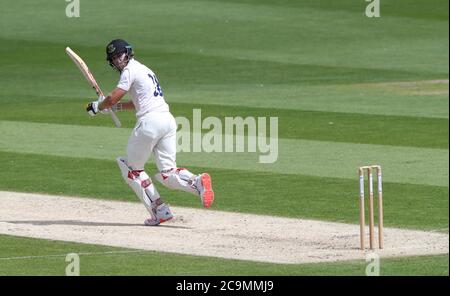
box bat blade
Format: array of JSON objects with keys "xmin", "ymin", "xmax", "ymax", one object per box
[{"xmin": 65, "ymin": 47, "xmax": 121, "ymax": 128}]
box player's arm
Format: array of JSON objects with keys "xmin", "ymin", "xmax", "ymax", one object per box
[
  {"xmin": 87, "ymin": 68, "xmax": 135, "ymax": 115},
  {"xmin": 87, "ymin": 88, "xmax": 134, "ymax": 115},
  {"xmin": 99, "ymin": 88, "xmax": 127, "ymax": 110}
]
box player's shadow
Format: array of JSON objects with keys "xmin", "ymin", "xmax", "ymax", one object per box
[{"xmin": 4, "ymin": 220, "xmax": 191, "ymax": 229}]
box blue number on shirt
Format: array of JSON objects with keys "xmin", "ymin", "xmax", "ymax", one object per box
[{"xmin": 148, "ymin": 74, "xmax": 163, "ymax": 97}]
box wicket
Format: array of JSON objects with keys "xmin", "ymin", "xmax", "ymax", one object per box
[{"xmin": 358, "ymin": 165, "xmax": 383, "ymax": 250}]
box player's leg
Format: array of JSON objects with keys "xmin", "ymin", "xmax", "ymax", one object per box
[
  {"xmin": 117, "ymin": 157, "xmax": 172, "ymax": 225},
  {"xmin": 117, "ymin": 121, "xmax": 173, "ymax": 225},
  {"xmin": 156, "ymin": 168, "xmax": 215, "ymax": 208},
  {"xmin": 152, "ymin": 113, "xmax": 215, "ymax": 208}
]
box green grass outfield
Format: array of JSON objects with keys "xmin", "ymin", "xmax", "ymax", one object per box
[{"xmin": 0, "ymin": 0, "xmax": 448, "ymax": 275}]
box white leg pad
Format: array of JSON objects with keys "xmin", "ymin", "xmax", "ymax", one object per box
[
  {"xmin": 117, "ymin": 157, "xmax": 160, "ymax": 216},
  {"xmin": 154, "ymin": 168, "xmax": 199, "ymax": 196}
]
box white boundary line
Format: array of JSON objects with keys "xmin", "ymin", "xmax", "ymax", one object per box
[{"xmin": 0, "ymin": 250, "xmax": 148, "ymax": 261}]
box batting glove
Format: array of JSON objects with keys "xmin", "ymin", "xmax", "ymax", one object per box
[
  {"xmin": 86, "ymin": 101, "xmax": 99, "ymax": 116},
  {"xmin": 86, "ymin": 95, "xmax": 105, "ymax": 116}
]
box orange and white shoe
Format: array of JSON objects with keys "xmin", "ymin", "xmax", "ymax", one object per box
[{"xmin": 196, "ymin": 173, "xmax": 214, "ymax": 208}]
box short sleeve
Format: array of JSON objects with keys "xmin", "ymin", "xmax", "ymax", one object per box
[{"xmin": 117, "ymin": 69, "xmax": 132, "ymax": 91}]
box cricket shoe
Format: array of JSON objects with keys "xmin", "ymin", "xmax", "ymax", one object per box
[
  {"xmin": 196, "ymin": 173, "xmax": 214, "ymax": 208},
  {"xmin": 144, "ymin": 217, "xmax": 161, "ymax": 226},
  {"xmin": 144, "ymin": 203, "xmax": 173, "ymax": 226}
]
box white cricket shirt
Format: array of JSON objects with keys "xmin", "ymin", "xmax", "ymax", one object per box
[{"xmin": 117, "ymin": 59, "xmax": 169, "ymax": 118}]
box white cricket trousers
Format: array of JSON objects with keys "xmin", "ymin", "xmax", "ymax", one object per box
[{"xmin": 126, "ymin": 111, "xmax": 177, "ymax": 171}]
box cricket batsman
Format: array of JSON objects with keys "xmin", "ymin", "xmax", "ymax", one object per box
[{"xmin": 86, "ymin": 39, "xmax": 214, "ymax": 226}]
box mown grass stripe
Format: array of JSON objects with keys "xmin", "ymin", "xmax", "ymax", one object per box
[
  {"xmin": 1, "ymin": 38, "xmax": 447, "ymax": 119},
  {"xmin": 0, "ymin": 120, "xmax": 447, "ymax": 186},
  {"xmin": 166, "ymin": 83, "xmax": 449, "ymax": 119},
  {"xmin": 2, "ymin": 0, "xmax": 446, "ymax": 73},
  {"xmin": 1, "ymin": 100, "xmax": 448, "ymax": 149}
]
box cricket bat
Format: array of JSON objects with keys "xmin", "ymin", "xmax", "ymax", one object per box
[{"xmin": 65, "ymin": 47, "xmax": 121, "ymax": 128}]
